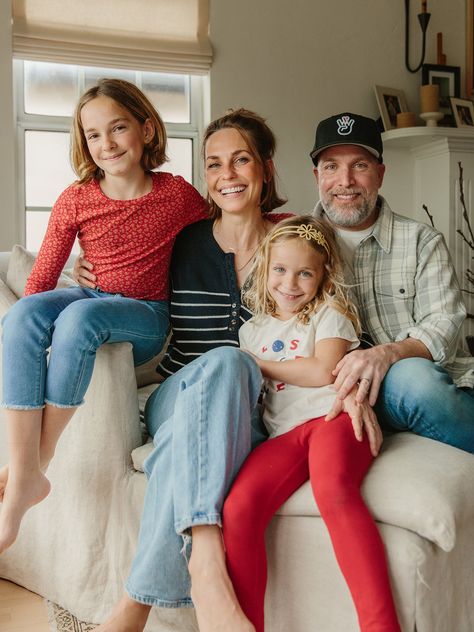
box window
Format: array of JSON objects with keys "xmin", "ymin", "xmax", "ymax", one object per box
[{"xmin": 14, "ymin": 60, "xmax": 204, "ymax": 252}]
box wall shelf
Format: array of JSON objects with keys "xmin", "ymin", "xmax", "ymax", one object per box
[{"xmin": 382, "ymin": 126, "xmax": 474, "ymax": 151}]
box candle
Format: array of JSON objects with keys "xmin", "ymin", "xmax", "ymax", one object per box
[
  {"xmin": 420, "ymin": 84, "xmax": 439, "ymax": 113},
  {"xmin": 397, "ymin": 112, "xmax": 416, "ymax": 128},
  {"xmin": 421, "ymin": 0, "xmax": 427, "ymax": 13}
]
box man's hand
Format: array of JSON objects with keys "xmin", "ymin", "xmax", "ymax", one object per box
[
  {"xmin": 332, "ymin": 346, "xmax": 397, "ymax": 406},
  {"xmin": 73, "ymin": 254, "xmax": 96, "ymax": 289},
  {"xmin": 326, "ymin": 388, "xmax": 383, "ymax": 457}
]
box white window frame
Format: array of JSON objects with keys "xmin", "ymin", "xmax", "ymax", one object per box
[{"xmin": 14, "ymin": 59, "xmax": 205, "ymax": 247}]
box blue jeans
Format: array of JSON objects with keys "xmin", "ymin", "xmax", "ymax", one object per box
[
  {"xmin": 126, "ymin": 346, "xmax": 263, "ymax": 607},
  {"xmin": 1, "ymin": 287, "xmax": 169, "ymax": 408},
  {"xmin": 376, "ymin": 358, "xmax": 474, "ymax": 453}
]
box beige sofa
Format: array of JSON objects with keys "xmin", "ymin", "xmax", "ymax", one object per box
[{"xmin": 0, "ymin": 245, "xmax": 474, "ymax": 632}]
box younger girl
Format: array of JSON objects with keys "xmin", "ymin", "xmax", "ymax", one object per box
[
  {"xmin": 222, "ymin": 216, "xmax": 401, "ymax": 632},
  {"xmin": 0, "ymin": 78, "xmax": 207, "ymax": 553}
]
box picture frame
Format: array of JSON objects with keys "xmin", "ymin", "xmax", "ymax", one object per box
[
  {"xmin": 421, "ymin": 63, "xmax": 461, "ymax": 127},
  {"xmin": 374, "ymin": 85, "xmax": 408, "ymax": 131},
  {"xmin": 450, "ymin": 97, "xmax": 474, "ymax": 127}
]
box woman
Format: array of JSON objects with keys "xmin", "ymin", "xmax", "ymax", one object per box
[{"xmin": 75, "ymin": 109, "xmax": 379, "ymax": 632}]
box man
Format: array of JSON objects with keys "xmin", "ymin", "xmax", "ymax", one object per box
[{"xmin": 310, "ymin": 112, "xmax": 474, "ymax": 452}]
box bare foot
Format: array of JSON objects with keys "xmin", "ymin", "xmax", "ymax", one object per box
[
  {"xmin": 0, "ymin": 459, "xmax": 51, "ymax": 502},
  {"xmin": 0, "ymin": 471, "xmax": 51, "ymax": 553},
  {"xmin": 93, "ymin": 594, "xmax": 151, "ymax": 631},
  {"xmin": 189, "ymin": 557, "xmax": 255, "ymax": 632}
]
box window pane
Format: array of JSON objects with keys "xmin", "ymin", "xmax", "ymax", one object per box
[
  {"xmin": 24, "ymin": 61, "xmax": 78, "ymax": 116},
  {"xmin": 25, "ymin": 131, "xmax": 76, "ymax": 207},
  {"xmin": 159, "ymin": 138, "xmax": 193, "ymax": 183},
  {"xmin": 84, "ymin": 66, "xmax": 136, "ymax": 89},
  {"xmin": 26, "ymin": 211, "xmax": 80, "ymax": 255},
  {"xmin": 142, "ymin": 73, "xmax": 190, "ymax": 123}
]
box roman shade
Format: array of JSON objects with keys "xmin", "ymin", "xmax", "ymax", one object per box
[{"xmin": 12, "ymin": 0, "xmax": 212, "ymax": 74}]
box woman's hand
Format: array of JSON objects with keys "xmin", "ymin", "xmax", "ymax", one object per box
[
  {"xmin": 73, "ymin": 254, "xmax": 96, "ymax": 289},
  {"xmin": 326, "ymin": 388, "xmax": 383, "ymax": 457}
]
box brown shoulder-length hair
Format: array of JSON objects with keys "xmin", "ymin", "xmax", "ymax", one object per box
[
  {"xmin": 70, "ymin": 78, "xmax": 168, "ymax": 184},
  {"xmin": 202, "ymin": 108, "xmax": 287, "ymax": 219},
  {"xmin": 243, "ymin": 215, "xmax": 361, "ymax": 332}
]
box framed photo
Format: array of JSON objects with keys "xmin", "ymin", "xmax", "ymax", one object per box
[
  {"xmin": 374, "ymin": 85, "xmax": 408, "ymax": 131},
  {"xmin": 421, "ymin": 63, "xmax": 461, "ymax": 126},
  {"xmin": 450, "ymin": 97, "xmax": 474, "ymax": 127}
]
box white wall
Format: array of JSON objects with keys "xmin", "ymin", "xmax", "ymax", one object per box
[{"xmin": 209, "ymin": 0, "xmax": 467, "ymax": 215}]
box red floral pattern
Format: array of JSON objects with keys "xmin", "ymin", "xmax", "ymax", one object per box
[{"xmin": 25, "ymin": 172, "xmax": 208, "ymax": 300}]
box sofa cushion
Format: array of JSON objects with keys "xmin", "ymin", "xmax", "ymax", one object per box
[
  {"xmin": 131, "ymin": 431, "xmax": 474, "ymax": 552},
  {"xmin": 7, "ymin": 244, "xmax": 76, "ymax": 298},
  {"xmin": 280, "ymin": 432, "xmax": 474, "ymax": 552},
  {"xmin": 0, "ymin": 278, "xmax": 18, "ymax": 317}
]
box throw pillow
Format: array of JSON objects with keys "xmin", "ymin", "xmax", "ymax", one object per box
[
  {"xmin": 0, "ymin": 278, "xmax": 18, "ymax": 318},
  {"xmin": 7, "ymin": 244, "xmax": 76, "ymax": 298}
]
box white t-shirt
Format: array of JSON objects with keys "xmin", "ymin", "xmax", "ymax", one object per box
[
  {"xmin": 335, "ymin": 225, "xmax": 373, "ymax": 280},
  {"xmin": 238, "ymin": 304, "xmax": 360, "ymax": 438}
]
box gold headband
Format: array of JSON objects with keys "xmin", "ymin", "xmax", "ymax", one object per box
[{"xmin": 269, "ymin": 223, "xmax": 330, "ymax": 256}]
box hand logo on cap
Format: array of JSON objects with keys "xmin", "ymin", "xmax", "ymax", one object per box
[{"xmin": 336, "ymin": 115, "xmax": 354, "ymax": 136}]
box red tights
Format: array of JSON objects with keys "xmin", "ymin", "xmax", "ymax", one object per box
[{"xmin": 222, "ymin": 412, "xmax": 401, "ymax": 632}]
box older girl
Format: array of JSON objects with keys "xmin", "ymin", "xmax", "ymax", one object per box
[{"xmin": 0, "ymin": 79, "xmax": 206, "ymax": 552}]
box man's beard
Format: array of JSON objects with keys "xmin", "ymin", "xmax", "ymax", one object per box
[{"xmin": 320, "ymin": 189, "xmax": 378, "ymax": 228}]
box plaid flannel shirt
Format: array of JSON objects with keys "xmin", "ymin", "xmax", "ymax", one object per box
[{"xmin": 314, "ymin": 197, "xmax": 474, "ymax": 388}]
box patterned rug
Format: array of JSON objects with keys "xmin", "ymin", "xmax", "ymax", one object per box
[{"xmin": 46, "ymin": 601, "xmax": 96, "ymax": 632}]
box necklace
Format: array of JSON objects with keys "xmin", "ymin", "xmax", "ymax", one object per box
[
  {"xmin": 213, "ymin": 220, "xmax": 264, "ymax": 253},
  {"xmin": 235, "ymin": 247, "xmax": 260, "ymax": 272},
  {"xmin": 212, "ymin": 219, "xmax": 266, "ymax": 273}
]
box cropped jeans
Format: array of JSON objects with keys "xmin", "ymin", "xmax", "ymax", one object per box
[
  {"xmin": 1, "ymin": 287, "xmax": 169, "ymax": 409},
  {"xmin": 126, "ymin": 346, "xmax": 262, "ymax": 607},
  {"xmin": 376, "ymin": 358, "xmax": 474, "ymax": 453}
]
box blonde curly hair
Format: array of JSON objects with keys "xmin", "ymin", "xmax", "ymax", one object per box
[{"xmin": 243, "ymin": 215, "xmax": 361, "ymax": 333}]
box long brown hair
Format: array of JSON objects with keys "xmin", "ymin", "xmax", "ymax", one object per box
[
  {"xmin": 202, "ymin": 108, "xmax": 286, "ymax": 218},
  {"xmin": 71, "ymin": 78, "xmax": 168, "ymax": 184}
]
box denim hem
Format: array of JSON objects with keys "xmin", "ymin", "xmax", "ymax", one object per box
[
  {"xmin": 175, "ymin": 513, "xmax": 222, "ymax": 536},
  {"xmin": 44, "ymin": 398, "xmax": 85, "ymax": 409},
  {"xmin": 125, "ymin": 585, "xmax": 193, "ymax": 608},
  {"xmin": 0, "ymin": 402, "xmax": 45, "ymax": 410}
]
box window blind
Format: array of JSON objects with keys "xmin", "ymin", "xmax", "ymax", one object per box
[{"xmin": 12, "ymin": 0, "xmax": 212, "ymax": 74}]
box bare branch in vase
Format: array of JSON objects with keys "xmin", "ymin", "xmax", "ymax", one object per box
[{"xmin": 422, "ymin": 204, "xmax": 435, "ymax": 227}]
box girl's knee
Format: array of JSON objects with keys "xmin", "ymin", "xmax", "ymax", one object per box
[
  {"xmin": 53, "ymin": 300, "xmax": 104, "ymax": 348},
  {"xmin": 313, "ymin": 476, "xmax": 359, "ymax": 516},
  {"xmin": 2, "ymin": 296, "xmax": 50, "ymax": 342}
]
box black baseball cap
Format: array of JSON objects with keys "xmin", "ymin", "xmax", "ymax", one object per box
[{"xmin": 310, "ymin": 113, "xmax": 383, "ymax": 165}]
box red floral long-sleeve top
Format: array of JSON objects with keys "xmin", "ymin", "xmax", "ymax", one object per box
[{"xmin": 25, "ymin": 172, "xmax": 208, "ymax": 301}]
